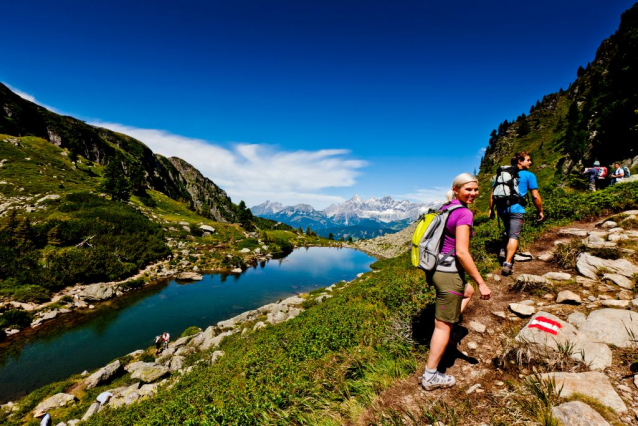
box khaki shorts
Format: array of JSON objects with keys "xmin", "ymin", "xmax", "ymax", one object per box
[{"xmin": 427, "ymin": 270, "xmax": 466, "ymax": 323}]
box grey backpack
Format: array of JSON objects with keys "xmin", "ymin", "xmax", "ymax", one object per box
[{"xmin": 412, "ymin": 204, "xmax": 464, "ymax": 272}]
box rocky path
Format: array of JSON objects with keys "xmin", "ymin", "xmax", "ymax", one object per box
[{"xmin": 358, "ymin": 211, "xmax": 638, "ymax": 425}]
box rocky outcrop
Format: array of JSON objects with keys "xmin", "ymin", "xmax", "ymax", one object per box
[
  {"xmin": 576, "ymin": 253, "xmax": 638, "ymax": 280},
  {"xmin": 79, "ymin": 283, "xmax": 118, "ymax": 302},
  {"xmin": 84, "ymin": 360, "xmax": 121, "ymax": 389},
  {"xmin": 129, "ymin": 363, "xmax": 170, "ymax": 383},
  {"xmin": 175, "ymin": 272, "xmax": 203, "ymax": 281}
]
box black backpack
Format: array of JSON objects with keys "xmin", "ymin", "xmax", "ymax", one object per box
[{"xmin": 492, "ymin": 165, "xmax": 527, "ymax": 208}]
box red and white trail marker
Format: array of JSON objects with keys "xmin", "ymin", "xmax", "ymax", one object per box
[{"xmin": 528, "ymin": 316, "xmax": 562, "ymax": 335}]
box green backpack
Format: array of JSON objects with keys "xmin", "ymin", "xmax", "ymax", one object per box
[{"xmin": 411, "ymin": 204, "xmax": 464, "ymax": 271}]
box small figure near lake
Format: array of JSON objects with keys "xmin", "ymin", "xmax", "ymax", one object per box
[
  {"xmin": 421, "ymin": 173, "xmax": 491, "ymax": 391},
  {"xmin": 489, "ymin": 151, "xmax": 544, "ymax": 276},
  {"xmin": 154, "ymin": 335, "xmax": 162, "ymax": 355},
  {"xmin": 162, "ymin": 331, "xmax": 170, "ymax": 351}
]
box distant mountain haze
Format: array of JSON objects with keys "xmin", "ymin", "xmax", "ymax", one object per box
[{"xmin": 251, "ymin": 196, "xmax": 443, "ymax": 239}]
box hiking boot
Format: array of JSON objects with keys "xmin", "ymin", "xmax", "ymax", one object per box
[
  {"xmin": 421, "ymin": 371, "xmax": 456, "ymax": 391},
  {"xmin": 502, "ymin": 262, "xmax": 513, "ymax": 276}
]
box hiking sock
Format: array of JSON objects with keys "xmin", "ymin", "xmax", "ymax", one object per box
[{"xmin": 423, "ymin": 367, "xmax": 437, "ymax": 379}]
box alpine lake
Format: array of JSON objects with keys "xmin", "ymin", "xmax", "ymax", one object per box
[{"xmin": 0, "ymin": 247, "xmax": 376, "ymax": 403}]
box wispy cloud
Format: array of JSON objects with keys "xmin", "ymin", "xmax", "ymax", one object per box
[
  {"xmin": 4, "ymin": 83, "xmax": 62, "ymax": 114},
  {"xmin": 399, "ymin": 187, "xmax": 448, "ymax": 203},
  {"xmin": 91, "ymin": 121, "xmax": 367, "ymax": 207}
]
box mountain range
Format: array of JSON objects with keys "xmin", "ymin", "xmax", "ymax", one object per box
[{"xmin": 251, "ymin": 196, "xmax": 443, "ymax": 239}]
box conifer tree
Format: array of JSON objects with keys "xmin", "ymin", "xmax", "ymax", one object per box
[
  {"xmin": 100, "ymin": 159, "xmax": 131, "ymax": 201},
  {"xmin": 328, "ymin": 233, "xmax": 334, "ymax": 240}
]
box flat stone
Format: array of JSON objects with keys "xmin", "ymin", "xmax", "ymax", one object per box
[
  {"xmin": 632, "ymin": 299, "xmax": 638, "ymax": 307},
  {"xmin": 253, "ymin": 321, "xmax": 266, "ymax": 331},
  {"xmin": 509, "ymin": 303, "xmax": 536, "ymax": 317},
  {"xmin": 577, "ymin": 276, "xmax": 596, "ymax": 288},
  {"xmin": 600, "ymin": 300, "xmax": 630, "ymax": 308},
  {"xmin": 468, "ymin": 320, "xmax": 486, "ymax": 333},
  {"xmin": 544, "ymin": 272, "xmax": 572, "ymax": 281},
  {"xmin": 81, "ymin": 403, "xmax": 100, "ymax": 421},
  {"xmin": 541, "ymin": 371, "xmax": 627, "ymax": 413},
  {"xmin": 124, "ymin": 361, "xmax": 155, "ymax": 373},
  {"xmin": 608, "ymin": 233, "xmax": 628, "ymax": 242},
  {"xmin": 34, "ymin": 393, "xmax": 77, "ymax": 413},
  {"xmin": 200, "ymin": 225, "xmax": 215, "ymax": 233},
  {"xmin": 558, "ymin": 228, "xmax": 589, "ymax": 237},
  {"xmin": 582, "ymin": 309, "xmax": 638, "ymax": 348},
  {"xmin": 608, "ymin": 227, "xmax": 624, "ymax": 234},
  {"xmin": 556, "ymin": 290, "xmax": 581, "ymax": 305},
  {"xmin": 576, "ymin": 253, "xmax": 638, "ymax": 280},
  {"xmin": 516, "ymin": 312, "xmax": 611, "ymax": 370},
  {"xmin": 231, "ymin": 268, "xmax": 242, "ymax": 273},
  {"xmin": 491, "ymin": 311, "xmax": 506, "ymax": 319},
  {"xmin": 239, "ymin": 248, "xmax": 251, "ymax": 253},
  {"xmin": 515, "ymin": 274, "xmax": 553, "ymax": 289},
  {"xmin": 514, "ymin": 252, "xmax": 534, "ymax": 262},
  {"xmin": 210, "ymin": 350, "xmax": 225, "ymax": 364},
  {"xmin": 602, "ymin": 273, "xmax": 635, "ymax": 289},
  {"xmin": 601, "ymin": 221, "xmax": 618, "ymax": 229},
  {"xmin": 551, "ymin": 401, "xmax": 611, "ymax": 426},
  {"xmin": 84, "ymin": 360, "xmax": 121, "ymax": 389},
  {"xmin": 109, "ymin": 383, "xmax": 142, "ymax": 408}
]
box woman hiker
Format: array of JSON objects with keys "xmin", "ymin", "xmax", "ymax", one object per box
[{"xmin": 421, "ymin": 173, "xmax": 492, "ymax": 391}]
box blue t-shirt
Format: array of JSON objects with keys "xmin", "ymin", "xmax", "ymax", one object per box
[{"xmin": 498, "ymin": 169, "xmax": 538, "ymax": 214}]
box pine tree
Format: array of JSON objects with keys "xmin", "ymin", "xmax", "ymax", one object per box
[
  {"xmin": 328, "ymin": 233, "xmax": 334, "ymax": 240},
  {"xmin": 100, "ymin": 159, "xmax": 131, "ymax": 201},
  {"xmin": 347, "ymin": 236, "xmax": 353, "ymax": 243},
  {"xmin": 306, "ymin": 226, "xmax": 311, "ymax": 236},
  {"xmin": 236, "ymin": 201, "xmax": 254, "ymax": 230}
]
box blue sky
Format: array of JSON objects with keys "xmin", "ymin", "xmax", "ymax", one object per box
[{"xmin": 2, "ymin": 0, "xmax": 635, "ymax": 208}]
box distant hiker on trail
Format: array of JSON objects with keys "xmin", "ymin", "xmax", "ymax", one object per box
[
  {"xmin": 582, "ymin": 166, "xmax": 598, "ymax": 192},
  {"xmin": 162, "ymin": 331, "xmax": 170, "ymax": 350},
  {"xmin": 420, "ymin": 173, "xmax": 491, "ymax": 391},
  {"xmin": 489, "ymin": 151, "xmax": 543, "ymax": 277},
  {"xmin": 593, "ymin": 160, "xmax": 608, "ymax": 190},
  {"xmin": 154, "ymin": 335, "xmax": 162, "ymax": 354},
  {"xmin": 610, "ymin": 162, "xmax": 625, "ymax": 185}
]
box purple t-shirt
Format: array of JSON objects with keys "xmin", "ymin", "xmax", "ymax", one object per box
[{"xmin": 440, "ymin": 200, "xmax": 473, "ymax": 255}]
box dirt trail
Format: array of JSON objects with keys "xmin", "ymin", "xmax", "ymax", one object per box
[{"xmin": 356, "ymin": 215, "xmax": 638, "ymax": 425}]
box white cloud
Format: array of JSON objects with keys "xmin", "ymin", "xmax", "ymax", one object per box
[
  {"xmin": 91, "ymin": 121, "xmax": 366, "ymax": 208},
  {"xmin": 4, "ymin": 83, "xmax": 62, "ymax": 114},
  {"xmin": 399, "ymin": 187, "xmax": 448, "ymax": 203}
]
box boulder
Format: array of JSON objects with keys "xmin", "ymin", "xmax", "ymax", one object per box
[
  {"xmin": 600, "ymin": 221, "xmax": 618, "ymax": 229},
  {"xmin": 253, "ymin": 321, "xmax": 266, "ymax": 331},
  {"xmin": 201, "ymin": 330, "xmax": 234, "ymax": 351},
  {"xmin": 537, "ymin": 252, "xmax": 553, "ymax": 261},
  {"xmin": 280, "ymin": 295, "xmax": 305, "ymax": 306},
  {"xmin": 516, "ymin": 312, "xmax": 611, "ymax": 370},
  {"xmin": 109, "ymin": 383, "xmax": 141, "ymax": 408},
  {"xmin": 81, "ymin": 403, "xmax": 100, "ymax": 421},
  {"xmin": 576, "ymin": 253, "xmax": 638, "ymax": 280},
  {"xmin": 608, "ymin": 233, "xmax": 628, "ymax": 242},
  {"xmin": 239, "ymin": 248, "xmax": 251, "ymax": 253},
  {"xmin": 541, "ymin": 371, "xmax": 626, "ymax": 413},
  {"xmin": 36, "ymin": 194, "xmax": 61, "ymax": 204},
  {"xmin": 80, "ymin": 283, "xmax": 117, "ymax": 302},
  {"xmin": 617, "ymin": 290, "xmax": 634, "ymax": 300},
  {"xmin": 168, "ymin": 355, "xmax": 185, "ymax": 372},
  {"xmin": 556, "ymin": 290, "xmax": 581, "ymax": 305},
  {"xmin": 602, "ymin": 273, "xmax": 634, "ymax": 289},
  {"xmin": 558, "ymin": 228, "xmax": 589, "ymax": 237},
  {"xmin": 551, "ymin": 401, "xmax": 610, "ymax": 426},
  {"xmin": 130, "ymin": 364, "xmax": 170, "ymax": 383},
  {"xmin": 175, "ymin": 272, "xmax": 203, "ymax": 281},
  {"xmin": 231, "ymin": 268, "xmax": 242, "ymax": 273},
  {"xmin": 543, "ymin": 272, "xmax": 572, "ymax": 281},
  {"xmin": 84, "ymin": 360, "xmax": 121, "ymax": 389},
  {"xmin": 581, "ymin": 309, "xmax": 638, "ymax": 348},
  {"xmin": 33, "ymin": 393, "xmax": 77, "ymax": 413},
  {"xmin": 124, "ymin": 361, "xmax": 155, "ymax": 374},
  {"xmin": 200, "ymin": 225, "xmax": 215, "ymax": 233},
  {"xmin": 509, "ymin": 303, "xmax": 536, "ymax": 317},
  {"xmin": 191, "ymin": 326, "xmax": 215, "ymax": 349}
]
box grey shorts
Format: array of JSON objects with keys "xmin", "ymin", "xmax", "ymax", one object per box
[{"xmin": 500, "ymin": 213, "xmax": 525, "ymax": 240}]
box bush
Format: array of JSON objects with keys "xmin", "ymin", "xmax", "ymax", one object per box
[
  {"xmin": 0, "ymin": 285, "xmax": 52, "ymax": 303},
  {"xmin": 180, "ymin": 326, "xmax": 201, "ymax": 338},
  {"xmin": 0, "ymin": 309, "xmax": 32, "ymax": 329},
  {"xmin": 122, "ymin": 278, "xmax": 145, "ymax": 290}
]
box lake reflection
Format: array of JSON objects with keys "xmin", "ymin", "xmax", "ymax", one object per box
[{"xmin": 0, "ymin": 247, "xmax": 375, "ymax": 403}]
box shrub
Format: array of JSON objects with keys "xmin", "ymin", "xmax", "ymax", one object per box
[
  {"xmin": 180, "ymin": 326, "xmax": 201, "ymax": 338},
  {"xmin": 4, "ymin": 285, "xmax": 51, "ymax": 303},
  {"xmin": 0, "ymin": 309, "xmax": 32, "ymax": 329},
  {"xmin": 122, "ymin": 278, "xmax": 145, "ymax": 290}
]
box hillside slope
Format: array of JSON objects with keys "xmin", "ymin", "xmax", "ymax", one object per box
[{"xmin": 0, "ymin": 84, "xmax": 236, "ymax": 222}]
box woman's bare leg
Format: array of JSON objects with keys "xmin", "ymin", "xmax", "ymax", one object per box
[{"xmin": 426, "ymin": 319, "xmax": 453, "ymax": 370}]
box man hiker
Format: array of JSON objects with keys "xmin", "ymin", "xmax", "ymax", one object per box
[
  {"xmin": 489, "ymin": 151, "xmax": 544, "ymax": 276},
  {"xmin": 582, "ymin": 166, "xmax": 597, "ymax": 191}
]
